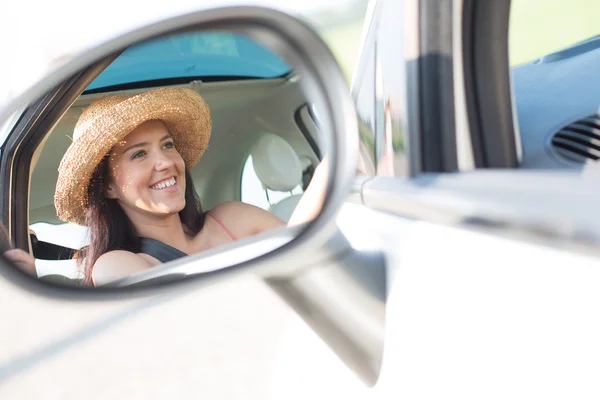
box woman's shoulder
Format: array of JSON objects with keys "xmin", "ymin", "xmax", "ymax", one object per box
[
  {"xmin": 207, "ymin": 201, "xmax": 284, "ymax": 237},
  {"xmin": 92, "ymin": 250, "xmax": 153, "ymax": 286},
  {"xmin": 208, "ymin": 201, "xmax": 256, "ymax": 217}
]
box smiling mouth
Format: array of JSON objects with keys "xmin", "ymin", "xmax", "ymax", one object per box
[{"xmin": 150, "ymin": 177, "xmax": 177, "ymax": 190}]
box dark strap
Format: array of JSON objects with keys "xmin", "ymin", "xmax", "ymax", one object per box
[
  {"xmin": 39, "ymin": 274, "xmax": 84, "ymax": 287},
  {"xmin": 138, "ymin": 237, "xmax": 188, "ymax": 263},
  {"xmin": 31, "ymin": 235, "xmax": 76, "ymax": 260}
]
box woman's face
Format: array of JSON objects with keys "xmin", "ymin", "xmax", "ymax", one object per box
[{"xmin": 104, "ymin": 120, "xmax": 187, "ymax": 219}]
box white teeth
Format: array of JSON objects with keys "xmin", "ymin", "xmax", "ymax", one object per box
[{"xmin": 151, "ymin": 177, "xmax": 176, "ymax": 190}]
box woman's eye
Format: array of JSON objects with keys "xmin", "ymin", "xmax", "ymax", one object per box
[
  {"xmin": 163, "ymin": 141, "xmax": 175, "ymax": 150},
  {"xmin": 132, "ymin": 150, "xmax": 146, "ymax": 159}
]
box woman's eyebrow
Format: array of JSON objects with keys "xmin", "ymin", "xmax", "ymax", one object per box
[
  {"xmin": 123, "ymin": 135, "xmax": 171, "ymax": 154},
  {"xmin": 123, "ymin": 142, "xmax": 149, "ymax": 154}
]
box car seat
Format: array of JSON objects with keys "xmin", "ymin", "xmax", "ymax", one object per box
[{"xmin": 251, "ymin": 133, "xmax": 304, "ymax": 222}]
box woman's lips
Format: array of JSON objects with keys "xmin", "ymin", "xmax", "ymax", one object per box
[{"xmin": 150, "ymin": 176, "xmax": 178, "ymax": 191}]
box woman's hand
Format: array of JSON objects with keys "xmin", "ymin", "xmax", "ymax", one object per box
[
  {"xmin": 287, "ymin": 156, "xmax": 329, "ymax": 227},
  {"xmin": 4, "ymin": 249, "xmax": 37, "ymax": 277}
]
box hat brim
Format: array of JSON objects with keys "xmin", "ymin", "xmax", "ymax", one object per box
[{"xmin": 54, "ymin": 88, "xmax": 211, "ymax": 226}]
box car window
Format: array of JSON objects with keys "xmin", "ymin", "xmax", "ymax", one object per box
[
  {"xmin": 352, "ymin": 42, "xmax": 376, "ymax": 176},
  {"xmin": 29, "ymin": 222, "xmax": 87, "ymax": 279},
  {"xmin": 509, "ymin": 0, "xmax": 600, "ymax": 170},
  {"xmin": 85, "ymin": 32, "xmax": 291, "ymax": 92},
  {"xmin": 29, "ymin": 222, "xmax": 88, "ymax": 249},
  {"xmin": 509, "ymin": 0, "xmax": 600, "ymax": 66}
]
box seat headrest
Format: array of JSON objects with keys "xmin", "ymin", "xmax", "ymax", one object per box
[{"xmin": 251, "ymin": 133, "xmax": 302, "ymax": 192}]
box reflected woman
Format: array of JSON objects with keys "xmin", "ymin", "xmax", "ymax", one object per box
[{"xmin": 8, "ymin": 88, "xmax": 327, "ymax": 286}]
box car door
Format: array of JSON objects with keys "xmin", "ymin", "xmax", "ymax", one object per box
[{"xmin": 351, "ymin": 0, "xmax": 600, "ymax": 398}]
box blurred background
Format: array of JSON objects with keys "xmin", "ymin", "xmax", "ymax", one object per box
[
  {"xmin": 509, "ymin": 0, "xmax": 600, "ymax": 66},
  {"xmin": 0, "ymin": 0, "xmax": 368, "ymax": 109},
  {"xmin": 3, "ymin": 0, "xmax": 600, "ymax": 102},
  {"xmin": 4, "ymin": 0, "xmax": 599, "ymax": 107}
]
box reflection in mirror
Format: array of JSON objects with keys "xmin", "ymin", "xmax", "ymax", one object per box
[{"xmin": 9, "ymin": 30, "xmax": 331, "ymax": 288}]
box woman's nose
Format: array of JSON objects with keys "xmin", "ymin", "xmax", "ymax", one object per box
[{"xmin": 154, "ymin": 153, "xmax": 175, "ymax": 170}]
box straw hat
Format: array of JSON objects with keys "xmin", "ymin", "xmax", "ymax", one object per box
[{"xmin": 54, "ymin": 88, "xmax": 212, "ymax": 226}]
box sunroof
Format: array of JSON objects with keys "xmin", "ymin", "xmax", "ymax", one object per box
[{"xmin": 86, "ymin": 32, "xmax": 292, "ymax": 91}]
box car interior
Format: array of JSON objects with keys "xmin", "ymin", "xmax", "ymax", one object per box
[
  {"xmin": 25, "ymin": 31, "xmax": 322, "ymax": 284},
  {"xmin": 512, "ymin": 34, "xmax": 600, "ymax": 170}
]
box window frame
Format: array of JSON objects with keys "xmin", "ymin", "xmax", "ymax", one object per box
[{"xmin": 0, "ymin": 57, "xmax": 116, "ymax": 252}]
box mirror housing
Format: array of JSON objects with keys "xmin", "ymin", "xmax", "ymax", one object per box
[{"xmin": 0, "ymin": 5, "xmax": 385, "ymax": 386}]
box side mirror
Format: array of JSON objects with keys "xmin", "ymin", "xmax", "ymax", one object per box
[
  {"xmin": 0, "ymin": 6, "xmax": 358, "ymax": 285},
  {"xmin": 0, "ymin": 6, "xmax": 384, "ymax": 386}
]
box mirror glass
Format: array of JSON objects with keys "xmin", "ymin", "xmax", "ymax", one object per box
[{"xmin": 7, "ymin": 28, "xmax": 332, "ymax": 288}]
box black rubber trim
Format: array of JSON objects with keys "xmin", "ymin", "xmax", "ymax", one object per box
[
  {"xmin": 462, "ymin": 0, "xmax": 517, "ymax": 168},
  {"xmin": 0, "ymin": 109, "xmax": 27, "ymax": 225},
  {"xmin": 418, "ymin": 0, "xmax": 458, "ymax": 172},
  {"xmin": 294, "ymin": 104, "xmax": 322, "ymax": 159}
]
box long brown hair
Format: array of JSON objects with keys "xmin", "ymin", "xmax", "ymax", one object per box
[{"xmin": 76, "ymin": 156, "xmax": 205, "ymax": 285}]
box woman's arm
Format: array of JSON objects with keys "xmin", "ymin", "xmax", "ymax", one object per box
[
  {"xmin": 209, "ymin": 201, "xmax": 285, "ymax": 239},
  {"xmin": 3, "ymin": 248, "xmax": 37, "ymax": 277},
  {"xmin": 287, "ymin": 157, "xmax": 329, "ymax": 227},
  {"xmin": 209, "ymin": 158, "xmax": 329, "ymax": 238},
  {"xmin": 92, "ymin": 250, "xmax": 154, "ymax": 286}
]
